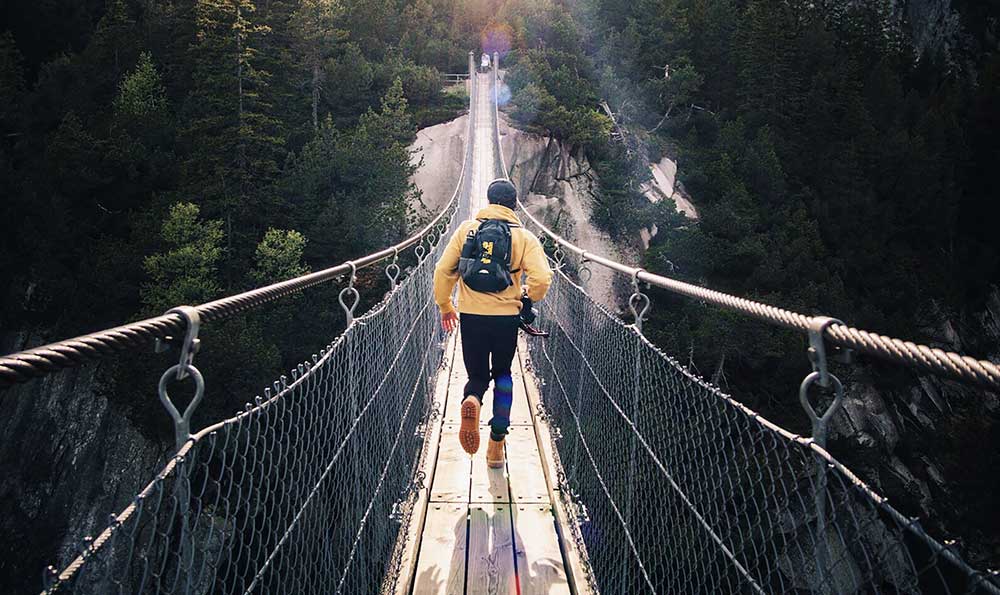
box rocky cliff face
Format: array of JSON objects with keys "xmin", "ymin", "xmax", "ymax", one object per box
[
  {"xmin": 905, "ymin": 0, "xmax": 965, "ymax": 61},
  {"xmin": 828, "ymin": 287, "xmax": 1000, "ymax": 569},
  {"xmin": 498, "ymin": 113, "xmax": 640, "ymax": 309},
  {"xmin": 0, "ymin": 332, "xmax": 170, "ymax": 593}
]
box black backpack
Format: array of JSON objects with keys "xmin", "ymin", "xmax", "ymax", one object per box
[{"xmin": 458, "ymin": 219, "xmax": 516, "ymax": 293}]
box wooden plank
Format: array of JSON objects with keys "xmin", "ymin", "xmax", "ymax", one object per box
[
  {"xmin": 470, "ymin": 449, "xmax": 511, "ymax": 504},
  {"xmin": 430, "ymin": 424, "xmax": 472, "ymax": 503},
  {"xmin": 390, "ymin": 333, "xmax": 458, "ymax": 595},
  {"xmin": 505, "ymin": 425, "xmax": 550, "ymax": 504},
  {"xmin": 443, "ymin": 331, "xmax": 468, "ymax": 424},
  {"xmin": 513, "ymin": 505, "xmax": 572, "ymax": 595},
  {"xmin": 467, "ymin": 504, "xmax": 516, "ymax": 595},
  {"xmin": 509, "ymin": 357, "xmax": 532, "ymax": 426},
  {"xmin": 517, "ymin": 341, "xmax": 594, "ymax": 594},
  {"xmin": 413, "ymin": 503, "xmax": 469, "ymax": 595},
  {"xmin": 446, "ymin": 343, "xmax": 530, "ymax": 427}
]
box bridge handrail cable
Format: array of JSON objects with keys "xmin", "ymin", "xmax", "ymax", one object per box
[
  {"xmin": 490, "ymin": 57, "xmax": 999, "ymax": 392},
  {"xmin": 0, "ymin": 130, "xmax": 466, "ymax": 391}
]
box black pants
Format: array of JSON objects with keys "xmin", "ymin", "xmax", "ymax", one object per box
[{"xmin": 460, "ymin": 314, "xmax": 519, "ymax": 441}]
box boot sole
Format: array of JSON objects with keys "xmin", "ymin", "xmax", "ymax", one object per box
[{"xmin": 459, "ymin": 399, "xmax": 480, "ymax": 455}]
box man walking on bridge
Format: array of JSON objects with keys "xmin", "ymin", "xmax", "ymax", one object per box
[{"xmin": 433, "ymin": 179, "xmax": 552, "ymax": 468}]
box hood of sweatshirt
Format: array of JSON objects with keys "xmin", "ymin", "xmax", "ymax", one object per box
[{"xmin": 474, "ymin": 204, "xmax": 522, "ymax": 226}]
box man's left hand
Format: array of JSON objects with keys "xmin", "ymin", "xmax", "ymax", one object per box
[{"xmin": 442, "ymin": 311, "xmax": 459, "ymax": 333}]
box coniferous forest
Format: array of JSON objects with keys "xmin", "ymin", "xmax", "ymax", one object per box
[{"xmin": 1, "ymin": 0, "xmax": 999, "ymax": 589}]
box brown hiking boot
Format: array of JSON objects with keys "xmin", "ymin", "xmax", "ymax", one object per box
[
  {"xmin": 459, "ymin": 396, "xmax": 481, "ymax": 454},
  {"xmin": 486, "ymin": 438, "xmax": 505, "ymax": 469}
]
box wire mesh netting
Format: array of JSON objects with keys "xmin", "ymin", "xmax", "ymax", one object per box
[
  {"xmin": 41, "ymin": 76, "xmax": 477, "ymax": 595},
  {"xmin": 523, "ymin": 264, "xmax": 1000, "ymax": 595}
]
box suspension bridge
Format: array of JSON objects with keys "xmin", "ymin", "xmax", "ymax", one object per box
[{"xmin": 2, "ymin": 52, "xmax": 999, "ymax": 595}]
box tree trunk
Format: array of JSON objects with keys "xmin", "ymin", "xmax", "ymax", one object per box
[
  {"xmin": 236, "ymin": 6, "xmax": 246, "ymax": 200},
  {"xmin": 312, "ymin": 59, "xmax": 320, "ymax": 131},
  {"xmin": 648, "ymin": 103, "xmax": 675, "ymax": 134}
]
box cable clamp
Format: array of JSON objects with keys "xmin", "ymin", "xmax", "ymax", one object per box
[
  {"xmin": 628, "ymin": 269, "xmax": 651, "ymax": 333},
  {"xmin": 339, "ymin": 261, "xmax": 360, "ymax": 327},
  {"xmin": 156, "ymin": 306, "xmax": 204, "ymax": 450},
  {"xmin": 799, "ymin": 317, "xmax": 851, "ymax": 446}
]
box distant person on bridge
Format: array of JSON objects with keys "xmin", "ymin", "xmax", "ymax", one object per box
[
  {"xmin": 480, "ymin": 52, "xmax": 491, "ymax": 72},
  {"xmin": 433, "ymin": 179, "xmax": 553, "ymax": 468}
]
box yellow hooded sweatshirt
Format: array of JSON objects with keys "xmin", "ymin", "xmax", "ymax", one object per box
[{"xmin": 434, "ymin": 204, "xmax": 553, "ymax": 316}]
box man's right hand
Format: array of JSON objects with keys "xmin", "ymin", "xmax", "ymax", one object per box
[{"xmin": 442, "ymin": 311, "xmax": 459, "ymax": 333}]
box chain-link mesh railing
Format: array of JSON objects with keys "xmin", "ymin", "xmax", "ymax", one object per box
[
  {"xmin": 524, "ymin": 265, "xmax": 1000, "ymax": 594},
  {"xmin": 37, "ymin": 54, "xmax": 480, "ymax": 595}
]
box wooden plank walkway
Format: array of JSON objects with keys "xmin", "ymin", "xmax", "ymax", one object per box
[
  {"xmin": 405, "ymin": 328, "xmax": 579, "ymax": 595},
  {"xmin": 393, "ymin": 71, "xmax": 588, "ymax": 595}
]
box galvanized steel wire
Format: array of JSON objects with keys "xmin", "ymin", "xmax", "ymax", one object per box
[
  {"xmin": 515, "ymin": 208, "xmax": 1000, "ymax": 391},
  {"xmin": 523, "ymin": 266, "xmax": 1000, "ymax": 594},
  {"xmin": 0, "ymin": 165, "xmax": 464, "ymax": 390},
  {"xmin": 36, "ymin": 57, "xmax": 479, "ymax": 595},
  {"xmin": 491, "ymin": 49, "xmax": 1000, "ymax": 392},
  {"xmin": 492, "ymin": 53, "xmax": 999, "ymax": 593},
  {"xmin": 19, "ymin": 53, "xmax": 1000, "ymax": 595}
]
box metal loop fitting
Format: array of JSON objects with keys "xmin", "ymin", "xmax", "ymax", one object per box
[
  {"xmin": 158, "ymin": 364, "xmax": 205, "ymax": 451},
  {"xmin": 339, "ymin": 262, "xmax": 360, "ymax": 326},
  {"xmin": 578, "ymin": 260, "xmax": 592, "ymax": 286},
  {"xmin": 414, "ymin": 244, "xmax": 426, "ymax": 262},
  {"xmin": 628, "ymin": 270, "xmax": 651, "ymax": 333},
  {"xmin": 799, "ymin": 316, "xmax": 850, "ymax": 445},
  {"xmin": 385, "ymin": 249, "xmax": 401, "ymax": 288},
  {"xmin": 155, "ymin": 306, "xmax": 204, "ymax": 450}
]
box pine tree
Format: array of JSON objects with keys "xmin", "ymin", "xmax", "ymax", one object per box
[
  {"xmin": 182, "ymin": 0, "xmax": 285, "ymax": 267},
  {"xmin": 113, "ymin": 52, "xmax": 168, "ymax": 123},
  {"xmin": 141, "ymin": 202, "xmax": 224, "ymax": 312},
  {"xmin": 291, "ymin": 0, "xmax": 347, "ymax": 131}
]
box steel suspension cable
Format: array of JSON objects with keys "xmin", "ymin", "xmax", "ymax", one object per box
[
  {"xmin": 489, "ymin": 56, "xmax": 999, "ymax": 392},
  {"xmin": 0, "ymin": 132, "xmax": 466, "ymax": 390}
]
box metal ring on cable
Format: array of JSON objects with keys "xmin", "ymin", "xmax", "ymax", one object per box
[
  {"xmin": 414, "ymin": 243, "xmax": 426, "ymax": 262},
  {"xmin": 158, "ymin": 363, "xmax": 205, "ymax": 450},
  {"xmin": 628, "ymin": 269, "xmax": 651, "ymax": 332},
  {"xmin": 800, "ymin": 316, "xmax": 849, "ymax": 445},
  {"xmin": 339, "ymin": 261, "xmax": 360, "ymax": 326},
  {"xmin": 385, "ymin": 248, "xmax": 401, "ymax": 287},
  {"xmin": 799, "ymin": 371, "xmax": 844, "ymax": 447},
  {"xmin": 155, "ymin": 305, "xmax": 204, "ymax": 450},
  {"xmin": 578, "ymin": 263, "xmax": 592, "ymax": 286}
]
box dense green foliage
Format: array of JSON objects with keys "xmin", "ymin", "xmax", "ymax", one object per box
[
  {"xmin": 493, "ymin": 1, "xmax": 650, "ymax": 238},
  {"xmin": 579, "ymin": 0, "xmax": 1000, "ymax": 558},
  {"xmin": 0, "ymin": 0, "xmax": 481, "ymax": 434},
  {"xmin": 581, "ymin": 0, "xmax": 1000, "ymax": 412},
  {"xmin": 477, "ymin": 0, "xmax": 999, "ymax": 560}
]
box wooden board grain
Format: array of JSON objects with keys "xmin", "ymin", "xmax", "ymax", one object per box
[
  {"xmin": 443, "ymin": 332, "xmax": 469, "ymax": 425},
  {"xmin": 413, "ymin": 504, "xmax": 469, "ymax": 595},
  {"xmin": 390, "ymin": 332, "xmax": 458, "ymax": 595},
  {"xmin": 517, "ymin": 340, "xmax": 594, "ymax": 594},
  {"xmin": 430, "ymin": 424, "xmax": 472, "ymax": 503},
  {"xmin": 512, "ymin": 505, "xmax": 571, "ymax": 595},
  {"xmin": 509, "ymin": 353, "xmax": 532, "ymax": 426},
  {"xmin": 467, "ymin": 504, "xmax": 516, "ymax": 595},
  {"xmin": 470, "ymin": 450, "xmax": 511, "ymax": 504},
  {"xmin": 504, "ymin": 425, "xmax": 550, "ymax": 504}
]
